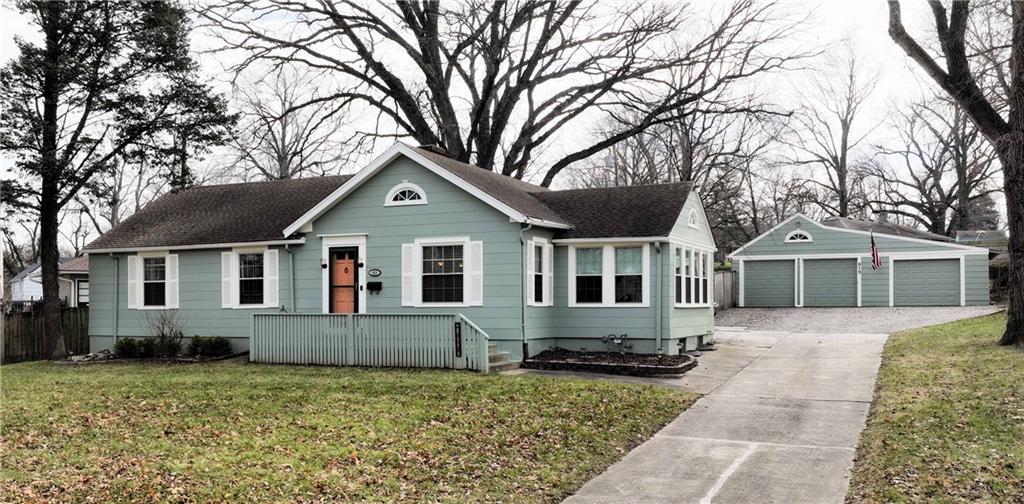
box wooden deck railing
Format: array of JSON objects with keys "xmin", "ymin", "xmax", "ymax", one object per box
[{"xmin": 251, "ymin": 313, "xmax": 491, "ymax": 373}]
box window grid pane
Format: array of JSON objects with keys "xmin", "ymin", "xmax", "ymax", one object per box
[
  {"xmin": 143, "ymin": 257, "xmax": 165, "ymax": 281},
  {"xmin": 615, "ymin": 247, "xmax": 642, "ymax": 274},
  {"xmin": 575, "ymin": 276, "xmax": 602, "ymax": 303},
  {"xmin": 575, "ymin": 248, "xmax": 602, "ymax": 275},
  {"xmin": 615, "ymin": 275, "xmax": 642, "ymax": 303},
  {"xmin": 421, "ymin": 245, "xmax": 464, "ymax": 303},
  {"xmin": 239, "ymin": 253, "xmax": 264, "ymax": 279}
]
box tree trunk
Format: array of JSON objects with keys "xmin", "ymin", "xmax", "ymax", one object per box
[
  {"xmin": 41, "ymin": 2, "xmax": 66, "ymax": 359},
  {"xmin": 998, "ymin": 133, "xmax": 1024, "ymax": 347}
]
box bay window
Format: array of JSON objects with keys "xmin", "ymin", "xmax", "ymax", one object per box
[{"xmin": 675, "ymin": 244, "xmax": 713, "ymax": 307}]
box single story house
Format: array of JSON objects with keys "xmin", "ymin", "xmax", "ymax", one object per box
[
  {"xmin": 6, "ymin": 256, "xmax": 89, "ymax": 307},
  {"xmin": 729, "ymin": 214, "xmax": 990, "ymax": 307},
  {"xmin": 83, "ymin": 142, "xmax": 716, "ymax": 361}
]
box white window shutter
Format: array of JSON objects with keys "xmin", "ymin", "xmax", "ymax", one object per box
[
  {"xmin": 526, "ymin": 243, "xmax": 536, "ymax": 305},
  {"xmin": 544, "ymin": 243, "xmax": 554, "ymax": 306},
  {"xmin": 221, "ymin": 252, "xmax": 233, "ymax": 308},
  {"xmin": 165, "ymin": 254, "xmax": 179, "ymax": 309},
  {"xmin": 127, "ymin": 255, "xmax": 140, "ymax": 309},
  {"xmin": 468, "ymin": 240, "xmax": 484, "ymax": 306},
  {"xmin": 265, "ymin": 249, "xmax": 279, "ymax": 307},
  {"xmin": 401, "ymin": 243, "xmax": 415, "ymax": 306}
]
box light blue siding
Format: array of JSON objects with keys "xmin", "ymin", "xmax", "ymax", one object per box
[
  {"xmin": 89, "ymin": 154, "xmax": 718, "ymax": 360},
  {"xmin": 860, "ymin": 259, "xmax": 890, "ymax": 307},
  {"xmin": 736, "ymin": 215, "xmax": 965, "ymax": 255}
]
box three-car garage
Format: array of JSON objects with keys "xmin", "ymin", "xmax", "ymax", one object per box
[{"xmin": 731, "ymin": 215, "xmax": 991, "ymax": 308}]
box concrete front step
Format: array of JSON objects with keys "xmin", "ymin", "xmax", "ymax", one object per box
[{"xmin": 489, "ymin": 351, "xmax": 511, "ymax": 365}]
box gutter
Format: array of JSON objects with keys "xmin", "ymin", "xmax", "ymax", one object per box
[
  {"xmin": 284, "ymin": 244, "xmax": 296, "ymax": 312},
  {"xmin": 519, "ymin": 223, "xmax": 533, "ymax": 360},
  {"xmin": 654, "ymin": 242, "xmax": 663, "ymax": 353}
]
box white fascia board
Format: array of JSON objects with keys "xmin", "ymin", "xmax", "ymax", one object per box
[
  {"xmin": 84, "ymin": 238, "xmax": 305, "ymax": 254},
  {"xmin": 283, "ymin": 142, "xmax": 568, "ymax": 236},
  {"xmin": 733, "ymin": 250, "xmax": 987, "ymax": 261},
  {"xmin": 553, "ymin": 236, "xmax": 669, "ymax": 244}
]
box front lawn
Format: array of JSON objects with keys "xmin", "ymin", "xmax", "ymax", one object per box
[
  {"xmin": 0, "ymin": 362, "xmax": 694, "ymax": 502},
  {"xmin": 848, "ymin": 313, "xmax": 1024, "ymax": 502}
]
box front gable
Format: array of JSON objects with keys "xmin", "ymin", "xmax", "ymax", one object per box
[
  {"xmin": 731, "ymin": 214, "xmax": 984, "ymax": 257},
  {"xmin": 284, "ymin": 143, "xmax": 569, "ymax": 237},
  {"xmin": 669, "ymin": 191, "xmax": 716, "ymax": 249}
]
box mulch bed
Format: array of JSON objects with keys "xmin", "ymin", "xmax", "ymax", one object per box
[{"xmin": 523, "ymin": 348, "xmax": 698, "ymax": 377}]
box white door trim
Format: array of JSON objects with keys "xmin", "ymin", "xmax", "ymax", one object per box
[{"xmin": 321, "ymin": 235, "xmax": 368, "ymax": 314}]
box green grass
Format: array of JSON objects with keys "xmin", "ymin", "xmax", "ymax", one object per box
[
  {"xmin": 0, "ymin": 362, "xmax": 695, "ymax": 503},
  {"xmin": 848, "ymin": 313, "xmax": 1024, "ymax": 503}
]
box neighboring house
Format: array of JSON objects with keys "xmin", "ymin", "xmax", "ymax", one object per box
[
  {"xmin": 82, "ymin": 142, "xmax": 716, "ymax": 360},
  {"xmin": 6, "ymin": 257, "xmax": 88, "ymax": 306},
  {"xmin": 729, "ymin": 214, "xmax": 990, "ymax": 307},
  {"xmin": 7, "ymin": 263, "xmax": 44, "ymax": 302},
  {"xmin": 956, "ymin": 229, "xmax": 1008, "ymax": 259}
]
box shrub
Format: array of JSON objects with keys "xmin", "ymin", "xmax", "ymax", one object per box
[
  {"xmin": 187, "ymin": 336, "xmax": 233, "ymax": 358},
  {"xmin": 147, "ymin": 310, "xmax": 184, "ymax": 358},
  {"xmin": 113, "ymin": 338, "xmax": 139, "ymax": 358},
  {"xmin": 138, "ymin": 338, "xmax": 157, "ymax": 358}
]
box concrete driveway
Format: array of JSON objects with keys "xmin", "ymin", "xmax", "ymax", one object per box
[
  {"xmin": 565, "ymin": 327, "xmax": 887, "ymax": 503},
  {"xmin": 715, "ymin": 306, "xmax": 1002, "ymax": 334}
]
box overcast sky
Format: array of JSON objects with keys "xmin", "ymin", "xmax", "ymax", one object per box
[{"xmin": 1, "ymin": 0, "xmax": 982, "ymax": 248}]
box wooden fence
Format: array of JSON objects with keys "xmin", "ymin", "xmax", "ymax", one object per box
[
  {"xmin": 3, "ymin": 308, "xmax": 90, "ymax": 364},
  {"xmin": 251, "ymin": 313, "xmax": 491, "ymax": 372},
  {"xmin": 714, "ymin": 270, "xmax": 738, "ymax": 311}
]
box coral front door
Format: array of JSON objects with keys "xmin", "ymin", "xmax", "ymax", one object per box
[{"xmin": 330, "ymin": 247, "xmax": 359, "ymax": 313}]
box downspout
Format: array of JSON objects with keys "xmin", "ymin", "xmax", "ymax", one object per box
[
  {"xmin": 109, "ymin": 253, "xmax": 120, "ymax": 345},
  {"xmin": 284, "ymin": 244, "xmax": 296, "ymax": 312},
  {"xmin": 519, "ymin": 223, "xmax": 533, "ymax": 360},
  {"xmin": 654, "ymin": 242, "xmax": 663, "ymax": 354}
]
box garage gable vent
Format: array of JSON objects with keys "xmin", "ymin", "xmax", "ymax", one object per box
[{"xmin": 785, "ymin": 230, "xmax": 812, "ymax": 243}]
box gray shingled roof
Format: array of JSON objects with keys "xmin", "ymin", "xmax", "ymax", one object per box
[
  {"xmin": 85, "ymin": 148, "xmax": 697, "ymax": 250},
  {"xmin": 84, "ymin": 176, "xmax": 351, "ymax": 250},
  {"xmin": 821, "ymin": 216, "xmax": 954, "ymax": 242},
  {"xmin": 535, "ymin": 182, "xmax": 694, "ymax": 239},
  {"xmin": 411, "ymin": 147, "xmax": 570, "ymax": 225}
]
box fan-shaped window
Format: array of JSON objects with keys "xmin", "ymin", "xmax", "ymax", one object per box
[
  {"xmin": 785, "ymin": 230, "xmax": 813, "ymax": 243},
  {"xmin": 687, "ymin": 209, "xmax": 699, "ymax": 228},
  {"xmin": 384, "ymin": 181, "xmax": 428, "ymax": 207}
]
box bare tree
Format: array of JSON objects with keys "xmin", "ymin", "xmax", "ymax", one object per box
[
  {"xmin": 200, "ymin": 0, "xmax": 808, "ymax": 186},
  {"xmin": 867, "ymin": 94, "xmax": 1000, "ymax": 235},
  {"xmin": 888, "ymin": 0, "xmax": 1024, "ymax": 347},
  {"xmin": 787, "ymin": 48, "xmax": 877, "ymax": 217},
  {"xmin": 229, "ymin": 66, "xmax": 361, "ymax": 180}
]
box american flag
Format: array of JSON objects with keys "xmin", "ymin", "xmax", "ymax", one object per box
[{"xmin": 870, "ymin": 232, "xmax": 881, "ymax": 270}]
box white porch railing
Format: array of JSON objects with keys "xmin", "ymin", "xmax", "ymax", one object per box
[{"xmin": 250, "ymin": 313, "xmax": 490, "ymax": 373}]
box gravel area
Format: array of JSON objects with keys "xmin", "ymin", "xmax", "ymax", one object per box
[{"xmin": 715, "ymin": 306, "xmax": 1004, "ymax": 334}]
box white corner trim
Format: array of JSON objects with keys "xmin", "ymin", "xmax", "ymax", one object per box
[
  {"xmin": 960, "ymin": 255, "xmax": 966, "ymax": 306},
  {"xmin": 321, "ymin": 235, "xmax": 367, "ymax": 314},
  {"xmin": 737, "ymin": 259, "xmax": 745, "ymax": 307},
  {"xmin": 856, "ymin": 257, "xmax": 862, "ymax": 307},
  {"xmin": 85, "ymin": 239, "xmax": 305, "ymax": 255},
  {"xmin": 784, "ymin": 230, "xmax": 813, "ymax": 243},
  {"xmin": 282, "ymin": 143, "xmax": 570, "ymax": 236},
  {"xmin": 888, "ymin": 256, "xmax": 895, "ymax": 307},
  {"xmin": 383, "ymin": 180, "xmax": 428, "ymax": 207}
]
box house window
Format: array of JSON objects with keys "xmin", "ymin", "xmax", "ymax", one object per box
[
  {"xmin": 239, "ymin": 253, "xmax": 264, "ymax": 305},
  {"xmin": 533, "ymin": 244, "xmax": 544, "ymax": 304},
  {"xmin": 422, "ymin": 244, "xmax": 464, "ymax": 303},
  {"xmin": 574, "ymin": 247, "xmax": 603, "ymax": 303},
  {"xmin": 676, "ymin": 245, "xmax": 713, "ymax": 307},
  {"xmin": 77, "ymin": 280, "xmax": 89, "ymax": 306},
  {"xmin": 384, "ymin": 181, "xmax": 428, "ymax": 206},
  {"xmin": 688, "ymin": 209, "xmax": 699, "ymax": 228},
  {"xmin": 143, "ymin": 257, "xmax": 166, "ymax": 307},
  {"xmin": 785, "ymin": 230, "xmax": 812, "ymax": 242},
  {"xmin": 615, "ymin": 246, "xmax": 643, "ymax": 303}
]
